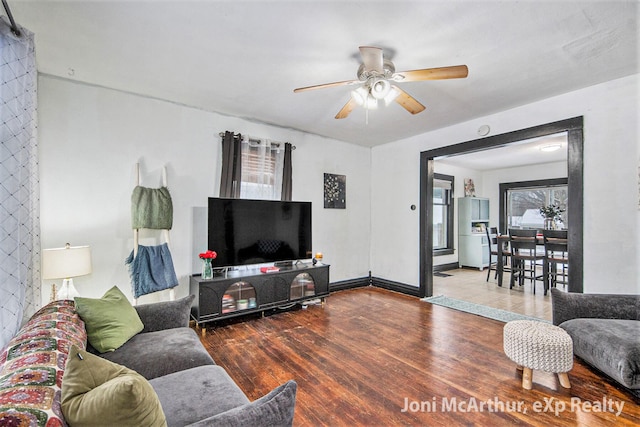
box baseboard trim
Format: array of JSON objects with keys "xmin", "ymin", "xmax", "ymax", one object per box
[
  {"xmin": 329, "ymin": 276, "xmax": 420, "ymax": 297},
  {"xmin": 370, "ymin": 277, "xmax": 421, "ymax": 297},
  {"xmin": 329, "ymin": 277, "xmax": 369, "ymax": 292},
  {"xmin": 434, "ymin": 262, "xmax": 459, "ymax": 272}
]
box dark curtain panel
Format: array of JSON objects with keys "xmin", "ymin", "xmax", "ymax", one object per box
[
  {"xmin": 281, "ymin": 142, "xmax": 292, "ymax": 201},
  {"xmin": 219, "ymin": 131, "xmax": 242, "ymax": 198}
]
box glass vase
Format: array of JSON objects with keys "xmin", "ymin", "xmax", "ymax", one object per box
[{"xmin": 201, "ymin": 258, "xmax": 213, "ymax": 280}]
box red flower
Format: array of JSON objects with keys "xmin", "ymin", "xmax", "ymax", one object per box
[{"xmin": 199, "ymin": 250, "xmax": 217, "ymax": 260}]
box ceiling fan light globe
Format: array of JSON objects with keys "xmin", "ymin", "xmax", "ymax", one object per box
[
  {"xmin": 351, "ymin": 86, "xmax": 369, "ymax": 106},
  {"xmin": 370, "ymin": 79, "xmax": 391, "ymax": 100},
  {"xmin": 383, "ymin": 87, "xmax": 400, "ymax": 105}
]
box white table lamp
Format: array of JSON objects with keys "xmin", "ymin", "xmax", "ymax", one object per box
[{"xmin": 42, "ymin": 243, "xmax": 92, "ymax": 300}]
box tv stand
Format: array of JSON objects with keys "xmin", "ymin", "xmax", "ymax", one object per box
[
  {"xmin": 274, "ymin": 260, "xmax": 294, "ymax": 268},
  {"xmin": 190, "ymin": 263, "xmax": 329, "ymax": 335},
  {"xmin": 212, "ymin": 266, "xmax": 232, "ymax": 277}
]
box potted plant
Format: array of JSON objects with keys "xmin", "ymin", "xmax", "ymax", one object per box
[{"xmin": 539, "ymin": 204, "xmax": 564, "ymax": 229}]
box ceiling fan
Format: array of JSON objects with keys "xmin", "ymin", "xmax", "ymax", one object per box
[{"xmin": 293, "ymin": 46, "xmax": 468, "ymax": 119}]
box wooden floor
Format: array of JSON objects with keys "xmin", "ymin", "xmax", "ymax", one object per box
[
  {"xmin": 197, "ymin": 287, "xmax": 639, "ymax": 426},
  {"xmin": 433, "ymin": 267, "xmax": 554, "ymax": 321}
]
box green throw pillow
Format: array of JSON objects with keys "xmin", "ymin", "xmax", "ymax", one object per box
[
  {"xmin": 61, "ymin": 345, "xmax": 167, "ymax": 427},
  {"xmin": 74, "ymin": 286, "xmax": 144, "ymax": 353}
]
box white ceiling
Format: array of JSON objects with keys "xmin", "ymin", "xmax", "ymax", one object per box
[
  {"xmin": 8, "ymin": 1, "xmax": 639, "ymax": 148},
  {"xmin": 437, "ymin": 133, "xmax": 568, "ymax": 171}
]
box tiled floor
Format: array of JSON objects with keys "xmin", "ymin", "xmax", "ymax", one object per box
[{"xmin": 432, "ymin": 267, "xmax": 562, "ymax": 321}]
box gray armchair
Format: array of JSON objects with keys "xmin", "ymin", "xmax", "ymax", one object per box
[
  {"xmin": 551, "ymin": 289, "xmax": 640, "ymax": 395},
  {"xmin": 551, "ymin": 289, "xmax": 640, "ymax": 325}
]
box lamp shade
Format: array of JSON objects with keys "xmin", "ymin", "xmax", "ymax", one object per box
[{"xmin": 42, "ymin": 244, "xmax": 92, "ymax": 279}]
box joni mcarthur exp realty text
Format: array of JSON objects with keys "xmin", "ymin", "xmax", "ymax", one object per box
[{"xmin": 401, "ymin": 396, "xmax": 626, "ymax": 417}]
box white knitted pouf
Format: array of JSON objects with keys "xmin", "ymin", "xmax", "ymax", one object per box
[{"xmin": 503, "ymin": 320, "xmax": 573, "ymax": 390}]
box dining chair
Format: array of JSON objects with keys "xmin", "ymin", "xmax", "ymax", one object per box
[
  {"xmin": 485, "ymin": 227, "xmax": 509, "ymax": 282},
  {"xmin": 508, "ymin": 229, "xmax": 545, "ymax": 294},
  {"xmin": 542, "ymin": 229, "xmax": 568, "ymax": 292}
]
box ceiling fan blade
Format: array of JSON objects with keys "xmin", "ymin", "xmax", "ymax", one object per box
[
  {"xmin": 294, "ymin": 79, "xmax": 359, "ymax": 93},
  {"xmin": 335, "ymin": 97, "xmax": 358, "ymax": 119},
  {"xmin": 359, "ymin": 46, "xmax": 384, "ymax": 73},
  {"xmin": 392, "ymin": 85, "xmax": 425, "ymax": 115},
  {"xmin": 395, "ymin": 65, "xmax": 468, "ymax": 82}
]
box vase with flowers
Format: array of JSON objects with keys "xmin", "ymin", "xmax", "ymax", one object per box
[
  {"xmin": 539, "ymin": 204, "xmax": 564, "ymax": 230},
  {"xmin": 199, "ymin": 250, "xmax": 217, "ymax": 279}
]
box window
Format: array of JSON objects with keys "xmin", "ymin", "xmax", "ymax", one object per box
[
  {"xmin": 500, "ymin": 179, "xmax": 568, "ymax": 231},
  {"xmin": 240, "ymin": 137, "xmax": 284, "ymax": 200},
  {"xmin": 433, "ymin": 173, "xmax": 454, "ymax": 255}
]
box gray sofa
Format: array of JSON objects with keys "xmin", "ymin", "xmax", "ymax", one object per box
[
  {"xmin": 551, "ymin": 289, "xmax": 640, "ymax": 396},
  {"xmin": 92, "ymin": 295, "xmax": 297, "ymax": 426}
]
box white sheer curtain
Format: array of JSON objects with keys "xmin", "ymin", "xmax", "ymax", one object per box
[
  {"xmin": 240, "ymin": 136, "xmax": 284, "ymax": 200},
  {"xmin": 1, "ymin": 18, "xmax": 40, "ymax": 349}
]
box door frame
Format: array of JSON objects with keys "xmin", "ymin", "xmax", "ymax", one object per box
[{"xmin": 419, "ymin": 117, "xmax": 584, "ymax": 297}]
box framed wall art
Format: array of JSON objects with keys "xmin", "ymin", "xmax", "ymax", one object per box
[
  {"xmin": 324, "ymin": 173, "xmax": 346, "ymax": 209},
  {"xmin": 464, "ymin": 178, "xmax": 476, "ymax": 197}
]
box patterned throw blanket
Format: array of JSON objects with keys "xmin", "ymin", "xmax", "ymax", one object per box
[
  {"xmin": 0, "ymin": 300, "xmax": 87, "ymax": 426},
  {"xmin": 126, "ymin": 243, "xmax": 178, "ymax": 298}
]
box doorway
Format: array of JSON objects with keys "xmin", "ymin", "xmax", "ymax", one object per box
[{"xmin": 418, "ymin": 117, "xmax": 584, "ymax": 298}]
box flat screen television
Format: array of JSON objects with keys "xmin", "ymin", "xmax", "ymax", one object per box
[{"xmin": 208, "ymin": 198, "xmax": 312, "ymax": 268}]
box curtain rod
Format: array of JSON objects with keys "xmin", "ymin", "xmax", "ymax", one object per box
[
  {"xmin": 218, "ymin": 132, "xmax": 295, "ymax": 150},
  {"xmin": 2, "ymin": 0, "xmax": 20, "ymax": 37},
  {"xmin": 219, "ymin": 132, "xmax": 240, "ymax": 138}
]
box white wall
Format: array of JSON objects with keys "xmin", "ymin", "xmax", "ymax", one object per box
[
  {"xmin": 480, "ymin": 161, "xmax": 567, "ymax": 227},
  {"xmin": 371, "ymin": 74, "xmax": 639, "ymax": 294},
  {"xmin": 432, "ymin": 163, "xmax": 483, "ymax": 268},
  {"xmin": 38, "ymin": 73, "xmax": 640, "ymax": 301},
  {"xmin": 38, "ymin": 76, "xmax": 371, "ymax": 303}
]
